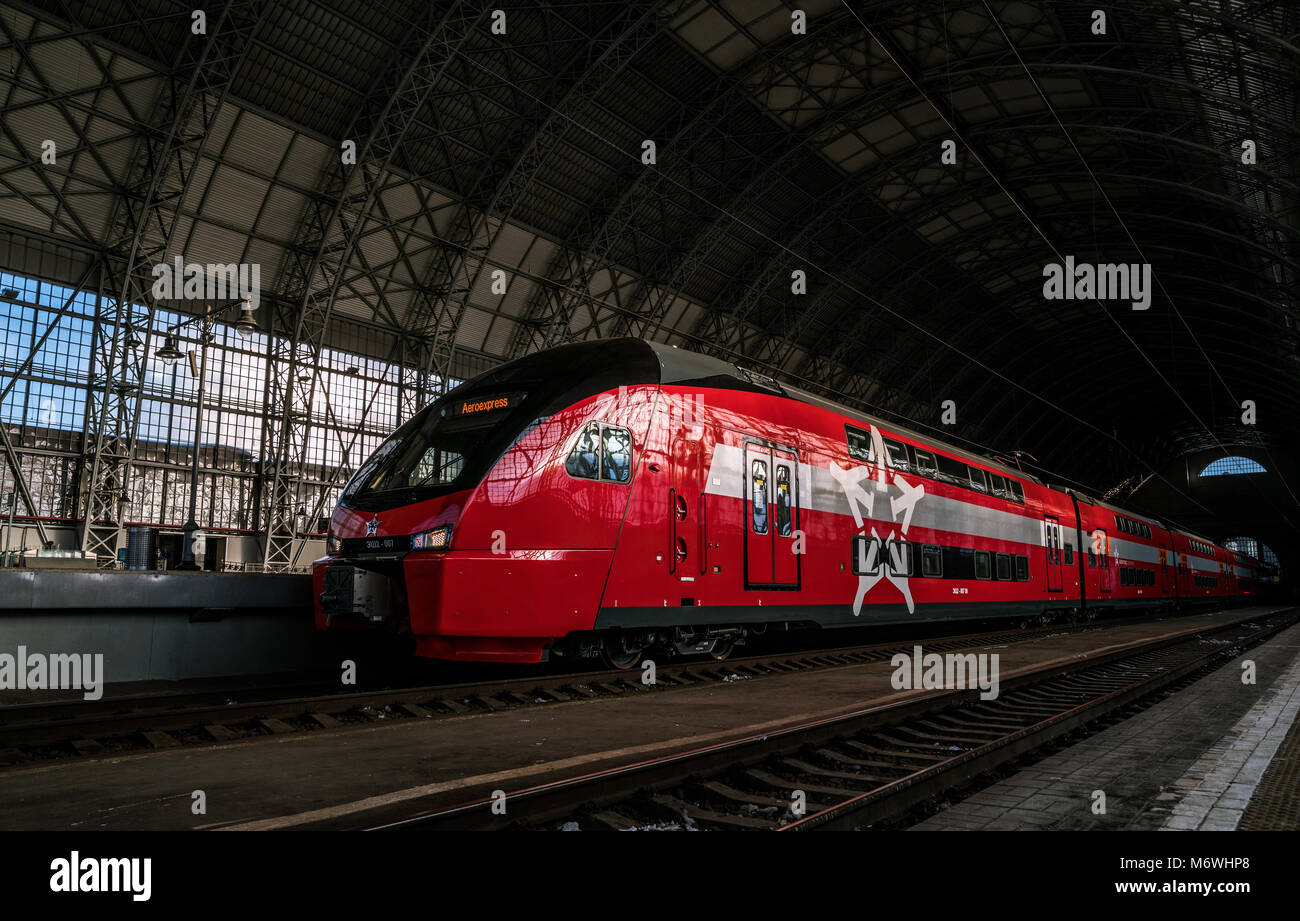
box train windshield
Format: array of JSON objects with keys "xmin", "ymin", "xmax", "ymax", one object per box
[
  {"xmin": 340, "ymin": 339, "xmax": 661, "ymax": 511},
  {"xmin": 341, "ymin": 392, "xmax": 527, "ymax": 510}
]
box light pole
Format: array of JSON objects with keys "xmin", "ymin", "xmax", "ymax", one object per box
[
  {"xmin": 155, "ymin": 297, "xmax": 259, "ymax": 571},
  {"xmin": 2, "ymin": 491, "xmax": 14, "ymax": 566}
]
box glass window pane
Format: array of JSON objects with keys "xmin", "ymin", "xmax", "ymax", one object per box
[
  {"xmin": 751, "ymin": 459, "xmax": 768, "ymax": 534},
  {"xmin": 884, "ymin": 439, "xmax": 909, "ymax": 473},
  {"xmin": 846, "ymin": 426, "xmax": 872, "ymax": 462},
  {"xmin": 775, "ymin": 464, "xmax": 792, "ymax": 536},
  {"xmin": 600, "ymin": 426, "xmax": 631, "ymax": 482},
  {"xmin": 565, "ymin": 422, "xmax": 600, "ymax": 479}
]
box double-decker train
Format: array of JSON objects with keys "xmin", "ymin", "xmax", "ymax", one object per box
[{"xmin": 314, "ymin": 339, "xmax": 1277, "ymax": 666}]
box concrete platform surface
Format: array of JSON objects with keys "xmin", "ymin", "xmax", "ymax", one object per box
[
  {"xmin": 0, "ymin": 606, "xmax": 1288, "ymax": 831},
  {"xmin": 912, "ymin": 619, "xmax": 1300, "ymax": 831}
]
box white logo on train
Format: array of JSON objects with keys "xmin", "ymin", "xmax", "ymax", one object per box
[{"xmin": 829, "ymin": 424, "xmax": 925, "ymax": 616}]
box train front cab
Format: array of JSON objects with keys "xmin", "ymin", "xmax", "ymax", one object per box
[{"xmin": 314, "ymin": 339, "xmax": 664, "ymax": 663}]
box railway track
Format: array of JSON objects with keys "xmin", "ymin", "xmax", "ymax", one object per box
[
  {"xmin": 0, "ymin": 616, "xmax": 1144, "ymax": 766},
  {"xmin": 363, "ymin": 608, "xmax": 1298, "ymax": 831}
]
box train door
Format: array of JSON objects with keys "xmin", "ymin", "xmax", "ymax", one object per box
[
  {"xmin": 1095, "ymin": 529, "xmax": 1112, "ymax": 592},
  {"xmin": 670, "ymin": 427, "xmax": 708, "ymax": 582},
  {"xmin": 771, "ymin": 448, "xmax": 799, "ymax": 586},
  {"xmin": 1158, "ymin": 545, "xmax": 1171, "ymax": 594},
  {"xmin": 744, "ymin": 443, "xmax": 773, "ymax": 586},
  {"xmin": 1044, "ymin": 515, "xmax": 1063, "ymax": 592},
  {"xmin": 743, "ymin": 441, "xmax": 800, "ymax": 588}
]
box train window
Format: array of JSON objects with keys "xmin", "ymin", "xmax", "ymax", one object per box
[
  {"xmin": 1014, "ymin": 555, "xmax": 1029, "ymax": 581},
  {"xmin": 883, "ymin": 439, "xmax": 909, "ymax": 473},
  {"xmin": 751, "ymin": 459, "xmax": 769, "ymax": 535},
  {"xmin": 564, "ymin": 423, "xmax": 602, "ymax": 480},
  {"xmin": 936, "ymin": 454, "xmax": 967, "ymax": 485},
  {"xmin": 775, "ymin": 465, "xmax": 793, "ymax": 537},
  {"xmin": 1088, "ymin": 548, "xmax": 1096, "ymax": 568},
  {"xmin": 995, "ymin": 553, "xmax": 1011, "ymax": 580},
  {"xmin": 409, "ymin": 446, "xmax": 465, "ymax": 486},
  {"xmin": 846, "ymin": 426, "xmax": 872, "ymax": 462},
  {"xmin": 1142, "ymin": 523, "xmax": 1151, "ymax": 538},
  {"xmin": 922, "ymin": 545, "xmax": 943, "ymax": 577},
  {"xmin": 975, "ymin": 551, "xmax": 991, "ymax": 580},
  {"xmin": 1063, "ymin": 543, "xmax": 1073, "ymax": 565},
  {"xmin": 1008, "ymin": 481, "xmax": 1024, "ymax": 503},
  {"xmin": 989, "ymin": 473, "xmax": 1007, "ymax": 498},
  {"xmin": 889, "ymin": 540, "xmax": 912, "ymax": 577},
  {"xmin": 851, "ymin": 535, "xmax": 879, "ymax": 576},
  {"xmin": 968, "ymin": 466, "xmax": 988, "ymax": 493},
  {"xmin": 600, "ymin": 426, "xmax": 632, "ymax": 482},
  {"xmin": 914, "ymin": 450, "xmax": 937, "ymax": 478}
]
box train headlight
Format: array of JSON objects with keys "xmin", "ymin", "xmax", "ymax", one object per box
[
  {"xmin": 410, "ymin": 525, "xmax": 453, "ymax": 551},
  {"xmin": 326, "ymin": 531, "xmax": 342, "ymax": 555}
]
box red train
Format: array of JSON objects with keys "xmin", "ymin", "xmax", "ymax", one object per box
[{"xmin": 314, "ymin": 339, "xmax": 1276, "ymax": 665}]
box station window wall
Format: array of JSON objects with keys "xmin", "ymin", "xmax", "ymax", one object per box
[{"xmin": 0, "ymin": 268, "xmax": 444, "ymax": 537}]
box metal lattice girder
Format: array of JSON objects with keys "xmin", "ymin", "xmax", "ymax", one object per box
[
  {"xmin": 506, "ymin": 7, "xmax": 872, "ymax": 357},
  {"xmin": 742, "ymin": 4, "xmax": 1294, "ymax": 384},
  {"xmin": 407, "ymin": 1, "xmax": 678, "ymax": 392},
  {"xmin": 566, "ymin": 8, "xmax": 1032, "ymax": 358},
  {"xmin": 0, "ymin": 13, "xmax": 129, "ymax": 245},
  {"xmin": 262, "ymin": 3, "xmax": 653, "ymax": 564},
  {"xmin": 262, "ymin": 1, "xmax": 490, "ymax": 571},
  {"xmin": 72, "ymin": 0, "xmax": 268, "ymax": 561}
]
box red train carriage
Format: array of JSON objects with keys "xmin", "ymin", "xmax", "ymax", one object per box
[
  {"xmin": 1170, "ymin": 530, "xmax": 1230, "ymax": 602},
  {"xmin": 1068, "ymin": 496, "xmax": 1176, "ymax": 611},
  {"xmin": 314, "ymin": 338, "xmax": 1258, "ymax": 665}
]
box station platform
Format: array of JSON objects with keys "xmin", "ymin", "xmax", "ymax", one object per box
[
  {"xmin": 0, "ymin": 570, "xmax": 321, "ymax": 684},
  {"xmin": 0, "ymin": 605, "xmax": 1293, "ymax": 831},
  {"xmin": 912, "ymin": 617, "xmax": 1300, "ymax": 831}
]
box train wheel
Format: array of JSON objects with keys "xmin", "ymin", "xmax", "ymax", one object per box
[
  {"xmin": 600, "ymin": 636, "xmax": 643, "ymax": 670},
  {"xmin": 708, "ymin": 639, "xmax": 734, "ymax": 661}
]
